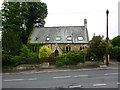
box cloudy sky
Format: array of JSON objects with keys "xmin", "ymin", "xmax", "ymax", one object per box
[
  {"xmin": 0, "ymin": 0, "xmax": 119, "ymax": 40},
  {"xmin": 41, "ymin": 0, "xmax": 119, "ymax": 40}
]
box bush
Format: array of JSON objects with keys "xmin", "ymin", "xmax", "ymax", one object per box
[
  {"xmin": 19, "ymin": 45, "xmax": 38, "ymax": 64},
  {"xmin": 55, "ymin": 51, "xmax": 85, "ymax": 67},
  {"xmin": 11, "ymin": 56, "xmax": 22, "ymax": 66},
  {"xmin": 110, "ymin": 46, "xmax": 120, "ymax": 61},
  {"xmin": 2, "ymin": 54, "xmax": 13, "ymax": 66},
  {"xmin": 39, "ymin": 46, "xmax": 52, "ymax": 58}
]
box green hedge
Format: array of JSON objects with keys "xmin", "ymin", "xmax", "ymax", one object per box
[{"xmin": 55, "ymin": 51, "xmax": 84, "ymax": 67}]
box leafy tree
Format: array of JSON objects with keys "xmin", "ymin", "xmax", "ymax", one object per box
[
  {"xmin": 2, "ymin": 2, "xmax": 47, "ymax": 66},
  {"xmin": 39, "ymin": 46, "xmax": 52, "ymax": 58},
  {"xmin": 110, "ymin": 46, "xmax": 120, "ymax": 61},
  {"xmin": 20, "ymin": 2, "xmax": 47, "ymax": 44},
  {"xmin": 2, "ymin": 31, "xmax": 22, "ymax": 56},
  {"xmin": 2, "ymin": 2, "xmax": 47, "ymax": 55},
  {"xmin": 87, "ymin": 36, "xmax": 108, "ymax": 61},
  {"xmin": 110, "ymin": 35, "xmax": 120, "ymax": 61},
  {"xmin": 2, "ymin": 2, "xmax": 48, "ymax": 44},
  {"xmin": 111, "ymin": 35, "xmax": 120, "ymax": 47}
]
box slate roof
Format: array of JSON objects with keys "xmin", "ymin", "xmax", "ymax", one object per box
[{"xmin": 29, "ymin": 26, "xmax": 89, "ymax": 44}]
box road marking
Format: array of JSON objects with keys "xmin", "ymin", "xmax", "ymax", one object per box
[
  {"xmin": 4, "ymin": 79, "xmax": 24, "ymax": 81},
  {"xmin": 117, "ymin": 82, "xmax": 120, "ymax": 84},
  {"xmin": 4, "ymin": 78, "xmax": 37, "ymax": 82},
  {"xmin": 93, "ymin": 83, "xmax": 106, "ymax": 87},
  {"xmin": 104, "ymin": 73, "xmax": 119, "ymax": 75},
  {"xmin": 27, "ymin": 78, "xmax": 37, "ymax": 80},
  {"xmin": 74, "ymin": 75, "xmax": 88, "ymax": 77},
  {"xmin": 53, "ymin": 76, "xmax": 71, "ymax": 79},
  {"xmin": 69, "ymin": 85, "xmax": 82, "ymax": 88}
]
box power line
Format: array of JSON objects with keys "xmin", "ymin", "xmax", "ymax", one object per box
[{"xmin": 48, "ymin": 11, "xmax": 118, "ymax": 15}]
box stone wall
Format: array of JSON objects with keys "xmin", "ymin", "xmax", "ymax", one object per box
[{"xmin": 43, "ymin": 43, "xmax": 88, "ymax": 55}]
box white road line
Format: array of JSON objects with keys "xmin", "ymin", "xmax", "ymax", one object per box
[
  {"xmin": 4, "ymin": 78, "xmax": 37, "ymax": 82},
  {"xmin": 104, "ymin": 73, "xmax": 119, "ymax": 75},
  {"xmin": 74, "ymin": 75, "xmax": 88, "ymax": 77},
  {"xmin": 117, "ymin": 82, "xmax": 120, "ymax": 84},
  {"xmin": 27, "ymin": 78, "xmax": 37, "ymax": 80},
  {"xmin": 53, "ymin": 76, "xmax": 71, "ymax": 79},
  {"xmin": 69, "ymin": 85, "xmax": 82, "ymax": 88},
  {"xmin": 4, "ymin": 79, "xmax": 24, "ymax": 82},
  {"xmin": 93, "ymin": 83, "xmax": 106, "ymax": 87}
]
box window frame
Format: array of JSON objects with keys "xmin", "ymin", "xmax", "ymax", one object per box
[
  {"xmin": 56, "ymin": 36, "xmax": 61, "ymax": 41},
  {"xmin": 67, "ymin": 36, "xmax": 72, "ymax": 41},
  {"xmin": 78, "ymin": 36, "xmax": 83, "ymax": 41}
]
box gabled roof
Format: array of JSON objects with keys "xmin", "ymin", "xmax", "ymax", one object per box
[{"xmin": 29, "ymin": 26, "xmax": 89, "ymax": 44}]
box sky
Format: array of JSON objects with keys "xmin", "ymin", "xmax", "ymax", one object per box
[
  {"xmin": 0, "ymin": 0, "xmax": 119, "ymax": 40},
  {"xmin": 41, "ymin": 0, "xmax": 119, "ymax": 40}
]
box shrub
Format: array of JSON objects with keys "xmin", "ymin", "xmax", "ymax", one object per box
[
  {"xmin": 11, "ymin": 56, "xmax": 22, "ymax": 66},
  {"xmin": 19, "ymin": 45, "xmax": 38, "ymax": 64},
  {"xmin": 2, "ymin": 54, "xmax": 13, "ymax": 66},
  {"xmin": 39, "ymin": 46, "xmax": 52, "ymax": 58},
  {"xmin": 55, "ymin": 51, "xmax": 85, "ymax": 67},
  {"xmin": 110, "ymin": 46, "xmax": 120, "ymax": 61}
]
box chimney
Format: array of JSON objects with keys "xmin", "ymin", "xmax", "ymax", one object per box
[
  {"xmin": 84, "ymin": 19, "xmax": 89, "ymax": 41},
  {"xmin": 84, "ymin": 19, "xmax": 87, "ymax": 29}
]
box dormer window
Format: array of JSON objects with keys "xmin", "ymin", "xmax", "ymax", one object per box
[
  {"xmin": 78, "ymin": 36, "xmax": 83, "ymax": 41},
  {"xmin": 46, "ymin": 37, "xmax": 50, "ymax": 41},
  {"xmin": 56, "ymin": 36, "xmax": 61, "ymax": 41},
  {"xmin": 35, "ymin": 37, "xmax": 38, "ymax": 41},
  {"xmin": 67, "ymin": 36, "xmax": 72, "ymax": 41}
]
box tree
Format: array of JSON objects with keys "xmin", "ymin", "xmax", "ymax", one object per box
[
  {"xmin": 2, "ymin": 2, "xmax": 48, "ymax": 67},
  {"xmin": 2, "ymin": 31, "xmax": 22, "ymax": 56},
  {"xmin": 20, "ymin": 2, "xmax": 47, "ymax": 44},
  {"xmin": 111, "ymin": 35, "xmax": 120, "ymax": 47},
  {"xmin": 110, "ymin": 46, "xmax": 120, "ymax": 61},
  {"xmin": 39, "ymin": 46, "xmax": 52, "ymax": 58},
  {"xmin": 2, "ymin": 2, "xmax": 48, "ymax": 44},
  {"xmin": 110, "ymin": 35, "xmax": 120, "ymax": 61},
  {"xmin": 87, "ymin": 35, "xmax": 108, "ymax": 61},
  {"xmin": 2, "ymin": 2, "xmax": 47, "ymax": 57}
]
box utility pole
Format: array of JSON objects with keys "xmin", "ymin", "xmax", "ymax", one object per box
[{"xmin": 106, "ymin": 9, "xmax": 109, "ymax": 66}]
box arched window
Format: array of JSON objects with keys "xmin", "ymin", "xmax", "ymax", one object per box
[
  {"xmin": 80, "ymin": 47, "xmax": 82, "ymax": 50},
  {"xmin": 55, "ymin": 50, "xmax": 59, "ymax": 57},
  {"xmin": 66, "ymin": 46, "xmax": 71, "ymax": 53},
  {"xmin": 69, "ymin": 46, "xmax": 71, "ymax": 51},
  {"xmin": 83, "ymin": 47, "xmax": 85, "ymax": 49},
  {"xmin": 66, "ymin": 46, "xmax": 69, "ymax": 53},
  {"xmin": 33, "ymin": 46, "xmax": 37, "ymax": 52}
]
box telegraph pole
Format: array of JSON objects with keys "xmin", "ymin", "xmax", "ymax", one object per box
[{"xmin": 106, "ymin": 9, "xmax": 109, "ymax": 65}]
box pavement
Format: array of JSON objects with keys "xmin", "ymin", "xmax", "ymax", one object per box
[{"xmin": 2, "ymin": 61, "xmax": 119, "ymax": 76}]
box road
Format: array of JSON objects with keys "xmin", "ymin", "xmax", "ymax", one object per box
[{"xmin": 2, "ymin": 68, "xmax": 119, "ymax": 88}]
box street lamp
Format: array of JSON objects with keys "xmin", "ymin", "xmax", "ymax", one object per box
[
  {"xmin": 106, "ymin": 9, "xmax": 109, "ymax": 42},
  {"xmin": 106, "ymin": 9, "xmax": 109, "ymax": 66}
]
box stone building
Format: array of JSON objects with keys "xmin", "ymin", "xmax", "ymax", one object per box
[{"xmin": 29, "ymin": 19, "xmax": 89, "ymax": 56}]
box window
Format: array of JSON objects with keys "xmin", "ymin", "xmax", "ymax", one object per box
[
  {"xmin": 55, "ymin": 50, "xmax": 59, "ymax": 57},
  {"xmin": 67, "ymin": 36, "xmax": 72, "ymax": 41},
  {"xmin": 78, "ymin": 36, "xmax": 83, "ymax": 41},
  {"xmin": 56, "ymin": 36, "xmax": 61, "ymax": 41},
  {"xmin": 35, "ymin": 37, "xmax": 38, "ymax": 41},
  {"xmin": 33, "ymin": 46, "xmax": 37, "ymax": 52},
  {"xmin": 66, "ymin": 46, "xmax": 71, "ymax": 53},
  {"xmin": 80, "ymin": 47, "xmax": 82, "ymax": 50},
  {"xmin": 46, "ymin": 37, "xmax": 50, "ymax": 41}
]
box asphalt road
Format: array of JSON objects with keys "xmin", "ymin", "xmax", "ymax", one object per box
[{"xmin": 2, "ymin": 68, "xmax": 119, "ymax": 88}]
